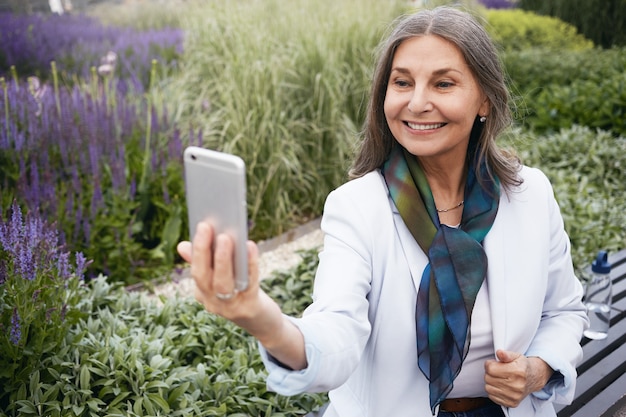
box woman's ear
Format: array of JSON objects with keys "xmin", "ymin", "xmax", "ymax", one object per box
[{"xmin": 479, "ymin": 97, "xmax": 490, "ymax": 118}]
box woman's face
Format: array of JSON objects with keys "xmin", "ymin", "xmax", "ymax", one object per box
[{"xmin": 384, "ymin": 35, "xmax": 489, "ymax": 163}]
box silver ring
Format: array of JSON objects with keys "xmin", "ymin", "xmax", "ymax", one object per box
[{"xmin": 215, "ymin": 291, "xmax": 237, "ymax": 300}]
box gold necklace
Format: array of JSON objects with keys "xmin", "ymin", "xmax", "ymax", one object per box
[{"xmin": 436, "ymin": 200, "xmax": 464, "ymax": 213}]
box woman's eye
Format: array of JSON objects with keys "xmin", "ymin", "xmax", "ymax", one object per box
[
  {"xmin": 393, "ymin": 79, "xmax": 410, "ymax": 87},
  {"xmin": 437, "ymin": 81, "xmax": 453, "ymax": 88}
]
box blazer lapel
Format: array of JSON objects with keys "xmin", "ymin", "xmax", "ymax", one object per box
[
  {"xmin": 484, "ymin": 210, "xmax": 509, "ymax": 353},
  {"xmin": 389, "ymin": 199, "xmax": 430, "ymax": 293}
]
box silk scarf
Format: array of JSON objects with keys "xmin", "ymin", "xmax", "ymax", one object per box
[{"xmin": 381, "ymin": 143, "xmax": 500, "ymax": 413}]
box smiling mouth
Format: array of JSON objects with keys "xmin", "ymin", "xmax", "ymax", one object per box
[{"xmin": 406, "ymin": 122, "xmax": 446, "ymax": 130}]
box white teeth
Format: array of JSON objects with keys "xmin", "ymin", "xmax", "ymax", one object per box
[{"xmin": 407, "ymin": 122, "xmax": 444, "ymax": 130}]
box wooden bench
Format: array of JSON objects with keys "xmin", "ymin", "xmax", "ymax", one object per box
[{"xmin": 556, "ymin": 249, "xmax": 626, "ymax": 417}]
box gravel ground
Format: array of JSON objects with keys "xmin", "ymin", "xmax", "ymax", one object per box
[{"xmin": 150, "ymin": 219, "xmax": 324, "ymax": 299}]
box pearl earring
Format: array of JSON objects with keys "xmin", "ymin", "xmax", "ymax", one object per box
[{"xmin": 479, "ymin": 116, "xmax": 487, "ymax": 123}]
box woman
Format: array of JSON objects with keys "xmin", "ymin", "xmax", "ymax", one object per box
[{"xmin": 177, "ymin": 6, "xmax": 588, "ymax": 417}]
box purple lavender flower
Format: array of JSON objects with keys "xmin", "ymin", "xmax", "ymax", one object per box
[
  {"xmin": 0, "ymin": 219, "xmax": 8, "ymax": 251},
  {"xmin": 0, "ymin": 260, "xmax": 6, "ymax": 285},
  {"xmin": 0, "ymin": 202, "xmax": 70, "ymax": 281},
  {"xmin": 0, "ymin": 14, "xmax": 189, "ymax": 280},
  {"xmin": 17, "ymin": 243, "xmax": 35, "ymax": 281},
  {"xmin": 8, "ymin": 203, "xmax": 22, "ymax": 249},
  {"xmin": 0, "ymin": 201, "xmax": 86, "ymax": 363},
  {"xmin": 57, "ymin": 252, "xmax": 70, "ymax": 279},
  {"xmin": 10, "ymin": 308, "xmax": 21, "ymax": 346},
  {"xmin": 129, "ymin": 177, "xmax": 137, "ymax": 200},
  {"xmin": 478, "ymin": 0, "xmax": 517, "ymax": 8},
  {"xmin": 74, "ymin": 252, "xmax": 87, "ymax": 281},
  {"xmin": 0, "ymin": 12, "xmax": 183, "ymax": 89}
]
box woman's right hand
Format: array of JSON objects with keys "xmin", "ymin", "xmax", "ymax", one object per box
[
  {"xmin": 177, "ymin": 221, "xmax": 265, "ymax": 321},
  {"xmin": 177, "ymin": 221, "xmax": 308, "ymax": 370}
]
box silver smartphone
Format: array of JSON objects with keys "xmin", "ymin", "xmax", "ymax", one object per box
[{"xmin": 183, "ymin": 146, "xmax": 249, "ymax": 291}]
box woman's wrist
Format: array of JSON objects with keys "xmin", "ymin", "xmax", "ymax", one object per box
[
  {"xmin": 528, "ymin": 356, "xmax": 554, "ymax": 392},
  {"xmin": 261, "ymin": 317, "xmax": 307, "ymax": 370},
  {"xmin": 231, "ymin": 290, "xmax": 282, "ymax": 337},
  {"xmin": 232, "ymin": 291, "xmax": 307, "ymax": 370}
]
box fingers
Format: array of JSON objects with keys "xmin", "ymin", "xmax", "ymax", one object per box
[
  {"xmin": 246, "ymin": 240, "xmax": 260, "ymax": 289},
  {"xmin": 496, "ymin": 349, "xmax": 522, "ymax": 363},
  {"xmin": 185, "ymin": 222, "xmax": 261, "ymax": 312},
  {"xmin": 177, "ymin": 241, "xmax": 192, "ymax": 263},
  {"xmin": 190, "ymin": 222, "xmax": 215, "ymax": 298},
  {"xmin": 485, "ymin": 376, "xmax": 525, "ymax": 407},
  {"xmin": 212, "ymin": 234, "xmax": 236, "ymax": 297},
  {"xmin": 484, "ymin": 351, "xmax": 530, "ymax": 407}
]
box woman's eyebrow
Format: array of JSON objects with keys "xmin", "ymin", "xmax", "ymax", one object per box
[
  {"xmin": 389, "ymin": 67, "xmax": 411, "ymax": 75},
  {"xmin": 389, "ymin": 67, "xmax": 464, "ymax": 76},
  {"xmin": 432, "ymin": 67, "xmax": 463, "ymax": 76}
]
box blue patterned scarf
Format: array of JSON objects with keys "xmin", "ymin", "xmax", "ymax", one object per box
[{"xmin": 381, "ymin": 142, "xmax": 500, "ymax": 413}]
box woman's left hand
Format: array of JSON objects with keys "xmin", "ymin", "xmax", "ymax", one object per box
[{"xmin": 484, "ymin": 349, "xmax": 554, "ymax": 408}]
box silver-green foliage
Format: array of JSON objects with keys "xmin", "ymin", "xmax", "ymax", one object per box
[{"xmin": 1, "ymin": 256, "xmax": 326, "ymax": 417}]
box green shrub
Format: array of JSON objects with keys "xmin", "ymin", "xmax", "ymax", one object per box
[
  {"xmin": 506, "ymin": 125, "xmax": 626, "ymax": 270},
  {"xmin": 485, "ymin": 9, "xmax": 593, "ymax": 51},
  {"xmin": 518, "ymin": 0, "xmax": 626, "ymax": 48},
  {"xmin": 503, "ymin": 47, "xmax": 626, "ymax": 97},
  {"xmin": 501, "ymin": 46, "xmax": 626, "ymax": 137},
  {"xmin": 522, "ymin": 72, "xmax": 626, "ymax": 136}
]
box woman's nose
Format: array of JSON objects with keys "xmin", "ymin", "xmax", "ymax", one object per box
[{"xmin": 407, "ymin": 87, "xmax": 433, "ymax": 113}]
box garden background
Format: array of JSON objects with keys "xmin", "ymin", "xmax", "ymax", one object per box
[{"xmin": 1, "ymin": 0, "xmax": 625, "ymax": 415}]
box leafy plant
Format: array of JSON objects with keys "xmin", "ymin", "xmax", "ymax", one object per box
[
  {"xmin": 0, "ymin": 249, "xmax": 327, "ymax": 417},
  {"xmin": 525, "ymin": 73, "xmax": 626, "ymax": 136},
  {"xmin": 505, "ymin": 125, "xmax": 626, "ymax": 270},
  {"xmin": 0, "ymin": 203, "xmax": 87, "ymax": 410},
  {"xmin": 503, "ymin": 46, "xmax": 626, "ymax": 97},
  {"xmin": 485, "ymin": 8, "xmax": 593, "ymax": 51},
  {"xmin": 518, "ymin": 0, "xmax": 626, "ymax": 48},
  {"xmin": 260, "ymin": 249, "xmax": 320, "ymax": 317}
]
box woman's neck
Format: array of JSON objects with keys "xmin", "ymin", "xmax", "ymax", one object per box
[{"xmin": 418, "ymin": 157, "xmax": 467, "ymax": 227}]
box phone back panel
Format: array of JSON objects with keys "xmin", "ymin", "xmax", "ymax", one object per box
[{"xmin": 183, "ymin": 146, "xmax": 248, "ymax": 290}]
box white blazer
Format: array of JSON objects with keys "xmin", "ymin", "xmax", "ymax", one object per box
[{"xmin": 261, "ymin": 166, "xmax": 588, "ymax": 417}]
